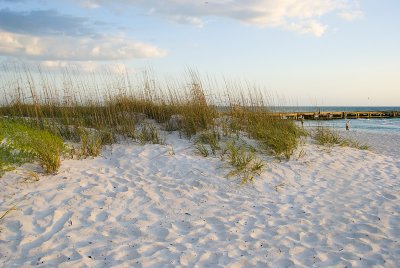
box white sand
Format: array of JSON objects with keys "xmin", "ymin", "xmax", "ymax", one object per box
[
  {"xmin": 1, "ymin": 131, "xmax": 399, "ymax": 267},
  {"xmin": 340, "ymin": 130, "xmax": 400, "ymax": 158}
]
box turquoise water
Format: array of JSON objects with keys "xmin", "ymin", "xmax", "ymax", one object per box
[
  {"xmin": 275, "ymin": 106, "xmax": 400, "ymax": 113},
  {"xmin": 282, "ymin": 106, "xmax": 400, "ymax": 134},
  {"xmin": 303, "ymin": 118, "xmax": 400, "ymax": 134}
]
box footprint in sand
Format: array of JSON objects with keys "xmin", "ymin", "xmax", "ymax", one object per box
[
  {"xmin": 272, "ymin": 258, "xmax": 295, "ymax": 268},
  {"xmin": 299, "ymin": 232, "xmax": 320, "ymax": 244},
  {"xmin": 115, "ymin": 185, "xmax": 129, "ymax": 193},
  {"xmin": 382, "ymin": 192, "xmax": 397, "ymax": 200},
  {"xmin": 347, "ymin": 239, "xmax": 373, "ymax": 253},
  {"xmin": 23, "ymin": 207, "xmax": 33, "ymax": 215},
  {"xmin": 352, "ymin": 223, "xmax": 380, "ymax": 233},
  {"xmin": 149, "ymin": 226, "xmax": 169, "ymax": 240},
  {"xmin": 115, "ymin": 177, "xmax": 129, "ymax": 184},
  {"xmin": 33, "ymin": 208, "xmax": 57, "ymax": 233},
  {"xmin": 20, "ymin": 211, "xmax": 72, "ymax": 256},
  {"xmin": 3, "ymin": 220, "xmax": 23, "ymax": 251},
  {"xmin": 95, "ymin": 211, "xmax": 109, "ymax": 221}
]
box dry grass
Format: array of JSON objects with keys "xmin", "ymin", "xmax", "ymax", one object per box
[
  {"xmin": 0, "ymin": 205, "xmax": 17, "ymax": 221},
  {"xmin": 0, "ymin": 64, "xmax": 304, "ymax": 176}
]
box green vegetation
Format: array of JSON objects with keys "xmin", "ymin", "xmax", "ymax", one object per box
[
  {"xmin": 247, "ymin": 115, "xmax": 305, "ymax": 160},
  {"xmin": 195, "ymin": 142, "xmax": 210, "ymax": 157},
  {"xmin": 224, "ymin": 106, "xmax": 306, "ymax": 160},
  {"xmin": 0, "ymin": 119, "xmax": 64, "ymax": 174},
  {"xmin": 195, "ymin": 130, "xmax": 220, "ymax": 155},
  {"xmin": 224, "ymin": 139, "xmax": 264, "ymax": 184},
  {"xmin": 314, "ymin": 126, "xmax": 369, "ymax": 150},
  {"xmin": 137, "ymin": 123, "xmax": 165, "ymax": 145},
  {"xmin": 194, "ymin": 134, "xmax": 264, "ymax": 184},
  {"xmin": 75, "ymin": 128, "xmax": 103, "ymax": 159},
  {"xmin": 0, "ymin": 65, "xmax": 307, "ymax": 180},
  {"xmin": 0, "ymin": 142, "xmax": 30, "ymax": 177}
]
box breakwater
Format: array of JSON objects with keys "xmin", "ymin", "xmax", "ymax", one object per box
[{"xmin": 275, "ymin": 111, "xmax": 400, "ymax": 120}]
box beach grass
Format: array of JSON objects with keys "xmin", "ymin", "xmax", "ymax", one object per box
[
  {"xmin": 0, "ymin": 118, "xmax": 64, "ymax": 174},
  {"xmin": 0, "ymin": 64, "xmax": 305, "ymax": 177},
  {"xmin": 0, "ymin": 142, "xmax": 29, "ymax": 177},
  {"xmin": 138, "ymin": 123, "xmax": 165, "ymax": 145},
  {"xmin": 314, "ymin": 126, "xmax": 369, "ymax": 150},
  {"xmin": 224, "ymin": 139, "xmax": 264, "ymax": 184},
  {"xmin": 195, "ymin": 130, "xmax": 220, "ymax": 155}
]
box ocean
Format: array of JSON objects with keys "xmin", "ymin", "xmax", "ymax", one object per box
[
  {"xmin": 302, "ymin": 118, "xmax": 400, "ymax": 134},
  {"xmin": 281, "ymin": 106, "xmax": 400, "ymax": 134},
  {"xmin": 273, "ymin": 106, "xmax": 400, "ymax": 113}
]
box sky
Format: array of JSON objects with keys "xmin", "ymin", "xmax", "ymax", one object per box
[{"xmin": 0, "ymin": 0, "xmax": 399, "ymax": 106}]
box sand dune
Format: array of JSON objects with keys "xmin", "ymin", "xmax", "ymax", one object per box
[{"xmin": 1, "ymin": 132, "xmax": 399, "ymax": 267}]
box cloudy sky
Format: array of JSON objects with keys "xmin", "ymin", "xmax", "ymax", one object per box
[{"xmin": 0, "ymin": 0, "xmax": 399, "ymax": 105}]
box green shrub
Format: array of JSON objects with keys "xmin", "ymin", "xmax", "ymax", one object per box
[
  {"xmin": 314, "ymin": 127, "xmax": 341, "ymax": 147},
  {"xmin": 137, "ymin": 123, "xmax": 164, "ymax": 145},
  {"xmin": 224, "ymin": 140, "xmax": 264, "ymax": 184},
  {"xmin": 76, "ymin": 127, "xmax": 103, "ymax": 158},
  {"xmin": 0, "ymin": 119, "xmax": 64, "ymax": 174},
  {"xmin": 0, "ymin": 144, "xmax": 31, "ymax": 176},
  {"xmin": 196, "ymin": 130, "xmax": 220, "ymax": 155},
  {"xmin": 247, "ymin": 116, "xmax": 304, "ymax": 160},
  {"xmin": 195, "ymin": 142, "xmax": 209, "ymax": 157},
  {"xmin": 313, "ymin": 126, "xmax": 369, "ymax": 150}
]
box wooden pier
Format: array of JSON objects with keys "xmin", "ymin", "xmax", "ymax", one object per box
[{"xmin": 274, "ymin": 111, "xmax": 400, "ymax": 120}]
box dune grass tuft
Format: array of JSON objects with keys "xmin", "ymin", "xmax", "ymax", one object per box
[
  {"xmin": 138, "ymin": 123, "xmax": 165, "ymax": 145},
  {"xmin": 314, "ymin": 126, "xmax": 369, "ymax": 150},
  {"xmin": 224, "ymin": 139, "xmax": 264, "ymax": 184},
  {"xmin": 196, "ymin": 130, "xmax": 220, "ymax": 155},
  {"xmin": 0, "ymin": 143, "xmax": 30, "ymax": 177},
  {"xmin": 76, "ymin": 128, "xmax": 103, "ymax": 159},
  {"xmin": 0, "ymin": 119, "xmax": 64, "ymax": 174}
]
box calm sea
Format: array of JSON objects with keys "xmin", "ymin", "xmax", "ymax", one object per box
[
  {"xmin": 273, "ymin": 106, "xmax": 400, "ymax": 113},
  {"xmin": 283, "ymin": 107, "xmax": 400, "ymax": 134},
  {"xmin": 302, "ymin": 118, "xmax": 400, "ymax": 134}
]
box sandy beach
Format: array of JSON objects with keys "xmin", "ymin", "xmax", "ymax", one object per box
[
  {"xmin": 1, "ymin": 0, "xmax": 399, "ymax": 266},
  {"xmin": 1, "ymin": 130, "xmax": 399, "ymax": 267}
]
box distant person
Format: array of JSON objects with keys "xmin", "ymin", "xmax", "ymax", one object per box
[
  {"xmin": 300, "ymin": 116, "xmax": 304, "ymax": 127},
  {"xmin": 345, "ymin": 120, "xmax": 350, "ymax": 130}
]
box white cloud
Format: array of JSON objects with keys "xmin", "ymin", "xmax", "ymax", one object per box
[
  {"xmin": 338, "ymin": 10, "xmax": 364, "ymax": 21},
  {"xmin": 0, "ymin": 58, "xmax": 135, "ymax": 75},
  {"xmin": 39, "ymin": 60, "xmax": 98, "ymax": 72},
  {"xmin": 38, "ymin": 60, "xmax": 135, "ymax": 74},
  {"xmin": 172, "ymin": 15, "xmax": 204, "ymax": 27},
  {"xmin": 80, "ymin": 1, "xmax": 101, "ymax": 9},
  {"xmin": 285, "ymin": 20, "xmax": 327, "ymax": 37},
  {"xmin": 0, "ymin": 31, "xmax": 167, "ymax": 61},
  {"xmin": 86, "ymin": 0, "xmax": 362, "ymax": 36}
]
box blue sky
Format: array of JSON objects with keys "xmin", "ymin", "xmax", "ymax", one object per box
[{"xmin": 0, "ymin": 0, "xmax": 399, "ymax": 106}]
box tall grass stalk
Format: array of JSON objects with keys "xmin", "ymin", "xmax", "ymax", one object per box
[{"xmin": 0, "ymin": 64, "xmax": 304, "ymax": 176}]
